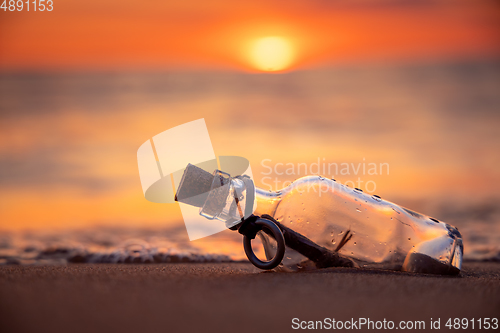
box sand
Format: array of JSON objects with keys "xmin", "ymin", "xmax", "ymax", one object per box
[{"xmin": 0, "ymin": 262, "xmax": 499, "ymax": 333}]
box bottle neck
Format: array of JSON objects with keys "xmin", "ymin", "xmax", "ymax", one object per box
[{"xmin": 254, "ymin": 187, "xmax": 282, "ymax": 218}]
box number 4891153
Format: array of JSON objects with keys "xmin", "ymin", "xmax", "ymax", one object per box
[{"xmin": 1, "ymin": 0, "xmax": 53, "ymax": 11}]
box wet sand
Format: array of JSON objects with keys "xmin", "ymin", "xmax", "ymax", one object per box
[{"xmin": 0, "ymin": 262, "xmax": 499, "ymax": 333}]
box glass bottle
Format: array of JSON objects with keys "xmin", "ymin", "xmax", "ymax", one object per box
[
  {"xmin": 175, "ymin": 164, "xmax": 463, "ymax": 275},
  {"xmin": 253, "ymin": 176, "xmax": 463, "ymax": 275}
]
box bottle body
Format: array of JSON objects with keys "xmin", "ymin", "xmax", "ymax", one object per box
[{"xmin": 254, "ymin": 176, "xmax": 463, "ymax": 274}]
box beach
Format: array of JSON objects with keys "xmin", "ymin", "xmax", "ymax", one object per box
[
  {"xmin": 1, "ymin": 262, "xmax": 499, "ymax": 332},
  {"xmin": 1, "ymin": 1, "xmax": 499, "ymax": 332}
]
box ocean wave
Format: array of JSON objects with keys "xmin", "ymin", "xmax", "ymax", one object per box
[
  {"xmin": 0, "ymin": 224, "xmax": 498, "ymax": 266},
  {"xmin": 0, "ymin": 227, "xmax": 244, "ymax": 266}
]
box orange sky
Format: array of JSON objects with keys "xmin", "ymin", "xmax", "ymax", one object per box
[
  {"xmin": 1, "ymin": 65, "xmax": 499, "ymax": 231},
  {"xmin": 0, "ymin": 0, "xmax": 499, "ymax": 232},
  {"xmin": 0, "ymin": 0, "xmax": 499, "ymax": 71}
]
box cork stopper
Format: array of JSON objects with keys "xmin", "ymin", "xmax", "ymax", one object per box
[
  {"xmin": 175, "ymin": 164, "xmax": 214, "ymax": 207},
  {"xmin": 199, "ymin": 171, "xmax": 231, "ymax": 219}
]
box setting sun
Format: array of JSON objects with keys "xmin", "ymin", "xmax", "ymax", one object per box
[{"xmin": 250, "ymin": 37, "xmax": 294, "ymax": 72}]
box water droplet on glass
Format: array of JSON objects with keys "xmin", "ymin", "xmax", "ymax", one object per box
[{"xmin": 356, "ymin": 208, "xmax": 361, "ymax": 213}]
